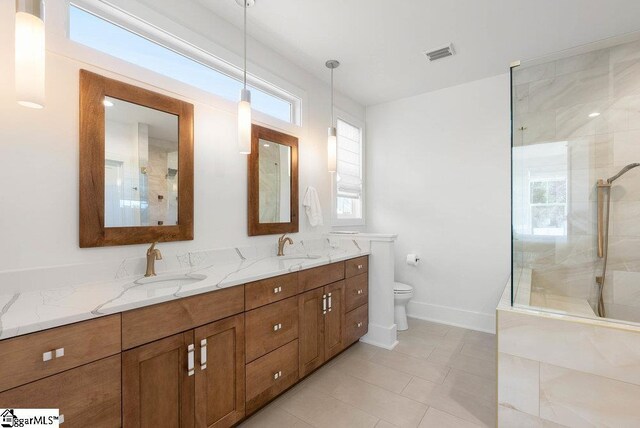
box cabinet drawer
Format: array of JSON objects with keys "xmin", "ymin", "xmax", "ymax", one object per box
[
  {"xmin": 345, "ymin": 304, "xmax": 368, "ymax": 345},
  {"xmin": 246, "ymin": 339, "xmax": 298, "ymax": 414},
  {"xmin": 122, "ymin": 286, "xmax": 244, "ymax": 349},
  {"xmin": 246, "ymin": 297, "xmax": 298, "ymax": 362},
  {"xmin": 0, "ymin": 315, "xmax": 121, "ymax": 392},
  {"xmin": 345, "ymin": 256, "xmax": 368, "ymax": 278},
  {"xmin": 345, "ymin": 273, "xmax": 368, "ymax": 312},
  {"xmin": 299, "ymin": 262, "xmax": 344, "ymax": 292},
  {"xmin": 0, "ymin": 355, "xmax": 121, "ymax": 428},
  {"xmin": 245, "ymin": 273, "xmax": 298, "ymax": 310}
]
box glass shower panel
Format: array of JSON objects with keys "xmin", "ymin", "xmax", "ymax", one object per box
[{"xmin": 511, "ymin": 36, "xmax": 640, "ymax": 326}]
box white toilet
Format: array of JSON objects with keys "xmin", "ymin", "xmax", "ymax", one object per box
[{"xmin": 393, "ymin": 282, "xmax": 413, "ymax": 331}]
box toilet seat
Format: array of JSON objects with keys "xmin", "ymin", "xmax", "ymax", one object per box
[{"xmin": 394, "ymin": 282, "xmax": 413, "ymax": 294}]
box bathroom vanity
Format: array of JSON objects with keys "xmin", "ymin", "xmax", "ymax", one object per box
[{"xmin": 0, "ymin": 254, "xmax": 369, "ymax": 427}]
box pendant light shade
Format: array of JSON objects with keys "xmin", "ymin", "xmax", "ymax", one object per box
[
  {"xmin": 15, "ymin": 0, "xmax": 45, "ymax": 109},
  {"xmin": 326, "ymin": 60, "xmax": 340, "ymax": 172},
  {"xmin": 237, "ymin": 0, "xmax": 252, "ymax": 154}
]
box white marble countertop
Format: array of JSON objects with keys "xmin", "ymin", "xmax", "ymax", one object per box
[{"xmin": 0, "ymin": 244, "xmax": 369, "ymax": 340}]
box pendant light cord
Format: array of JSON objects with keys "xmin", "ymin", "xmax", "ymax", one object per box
[
  {"xmin": 243, "ymin": 0, "xmax": 247, "ymax": 90},
  {"xmin": 330, "ymin": 67, "xmax": 334, "ymax": 126}
]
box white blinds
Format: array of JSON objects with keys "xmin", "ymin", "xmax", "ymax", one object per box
[{"xmin": 336, "ymin": 119, "xmax": 362, "ymax": 199}]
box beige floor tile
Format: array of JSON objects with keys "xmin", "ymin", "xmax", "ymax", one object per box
[
  {"xmin": 370, "ymin": 349, "xmax": 450, "ymax": 384},
  {"xmin": 418, "ymin": 407, "xmax": 482, "ymax": 428},
  {"xmin": 460, "ymin": 342, "xmax": 496, "ymax": 362},
  {"xmin": 498, "ymin": 405, "xmax": 568, "ymax": 427},
  {"xmin": 330, "ymin": 376, "xmax": 428, "ymax": 428},
  {"xmin": 443, "ymin": 368, "xmax": 497, "ymax": 402},
  {"xmin": 278, "ymin": 385, "xmax": 379, "ymax": 428},
  {"xmin": 406, "ymin": 318, "xmax": 451, "ymax": 337},
  {"xmin": 341, "ymin": 341, "xmax": 381, "ymax": 360},
  {"xmin": 375, "ymin": 420, "xmax": 399, "ymax": 428},
  {"xmin": 332, "ymin": 353, "xmax": 413, "ymax": 393},
  {"xmin": 392, "ymin": 334, "xmax": 437, "ymax": 359},
  {"xmin": 238, "ymin": 405, "xmax": 312, "ymax": 428},
  {"xmin": 430, "ymin": 351, "xmax": 496, "ymax": 380},
  {"xmin": 401, "ymin": 377, "xmax": 496, "ymax": 427}
]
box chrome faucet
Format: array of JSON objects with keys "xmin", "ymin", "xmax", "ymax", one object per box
[
  {"xmin": 277, "ymin": 234, "xmax": 293, "ymax": 257},
  {"xmin": 145, "ymin": 242, "xmax": 163, "ymax": 277}
]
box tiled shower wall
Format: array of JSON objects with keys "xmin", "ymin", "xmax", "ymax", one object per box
[{"xmin": 512, "ymin": 38, "xmax": 640, "ymax": 322}]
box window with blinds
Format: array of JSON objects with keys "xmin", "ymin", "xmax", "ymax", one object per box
[{"xmin": 335, "ymin": 118, "xmax": 364, "ymax": 223}]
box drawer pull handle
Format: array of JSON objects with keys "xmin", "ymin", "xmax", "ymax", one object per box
[
  {"xmin": 273, "ymin": 370, "xmax": 282, "ymax": 380},
  {"xmin": 322, "ymin": 294, "xmax": 327, "ymax": 314},
  {"xmin": 273, "ymin": 286, "xmax": 282, "ymax": 294},
  {"xmin": 357, "ymin": 322, "xmax": 363, "ymax": 328},
  {"xmin": 358, "ymin": 264, "xmax": 364, "ymax": 269},
  {"xmin": 200, "ymin": 339, "xmax": 207, "ymax": 370},
  {"xmin": 187, "ymin": 344, "xmax": 195, "ymax": 376},
  {"xmin": 273, "ymin": 323, "xmax": 282, "ymax": 331},
  {"xmin": 357, "ymin": 289, "xmax": 363, "ymax": 295},
  {"xmin": 43, "ymin": 348, "xmax": 65, "ymax": 362},
  {"xmin": 328, "ymin": 293, "xmax": 332, "ymax": 312}
]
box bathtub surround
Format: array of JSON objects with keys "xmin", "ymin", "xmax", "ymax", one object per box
[
  {"xmin": 497, "ymin": 282, "xmax": 640, "ymax": 426},
  {"xmin": 0, "ymin": 236, "xmax": 369, "ymax": 340},
  {"xmin": 366, "ymin": 74, "xmax": 511, "ymax": 333}
]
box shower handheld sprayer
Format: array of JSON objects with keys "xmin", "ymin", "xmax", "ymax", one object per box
[{"xmin": 595, "ymin": 163, "xmax": 640, "ymax": 317}]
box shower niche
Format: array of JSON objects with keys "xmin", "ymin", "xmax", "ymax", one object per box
[{"xmin": 511, "ymin": 36, "xmax": 640, "ymax": 325}]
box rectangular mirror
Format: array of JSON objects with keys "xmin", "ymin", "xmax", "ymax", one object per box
[
  {"xmin": 248, "ymin": 125, "xmax": 298, "ymax": 236},
  {"xmin": 80, "ymin": 70, "xmax": 194, "ymax": 247}
]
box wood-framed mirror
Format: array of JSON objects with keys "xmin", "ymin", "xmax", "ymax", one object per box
[
  {"xmin": 79, "ymin": 70, "xmax": 194, "ymax": 247},
  {"xmin": 248, "ymin": 124, "xmax": 299, "ymax": 236}
]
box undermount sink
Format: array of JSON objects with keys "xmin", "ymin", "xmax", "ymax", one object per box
[
  {"xmin": 278, "ymin": 254, "xmax": 322, "ymax": 260},
  {"xmin": 134, "ymin": 273, "xmax": 208, "ymax": 286}
]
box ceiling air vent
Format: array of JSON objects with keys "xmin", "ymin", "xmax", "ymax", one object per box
[{"xmin": 424, "ymin": 44, "xmax": 455, "ymax": 61}]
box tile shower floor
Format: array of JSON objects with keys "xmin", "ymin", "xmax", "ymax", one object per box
[{"xmin": 240, "ymin": 318, "xmax": 497, "ymax": 428}]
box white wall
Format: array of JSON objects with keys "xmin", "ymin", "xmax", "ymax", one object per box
[
  {"xmin": 366, "ymin": 74, "xmax": 511, "ymax": 332},
  {"xmin": 0, "ymin": 0, "xmax": 364, "ymax": 273}
]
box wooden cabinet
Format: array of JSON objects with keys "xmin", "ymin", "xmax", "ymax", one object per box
[
  {"xmin": 298, "ymin": 280, "xmax": 346, "ymax": 377},
  {"xmin": 345, "ymin": 304, "xmax": 369, "ymax": 346},
  {"xmin": 299, "ymin": 262, "xmax": 344, "ymax": 292},
  {"xmin": 245, "ymin": 297, "xmax": 298, "ymax": 362},
  {"xmin": 195, "ymin": 314, "xmax": 245, "ymax": 428},
  {"xmin": 123, "ymin": 331, "xmax": 195, "ymax": 428},
  {"xmin": 345, "ymin": 256, "xmax": 368, "ymax": 278},
  {"xmin": 245, "ymin": 273, "xmax": 298, "ymax": 310},
  {"xmin": 123, "ymin": 315, "xmax": 246, "ymax": 428},
  {"xmin": 0, "ymin": 355, "xmax": 121, "ymax": 428},
  {"xmin": 345, "ymin": 273, "xmax": 369, "ymax": 313}
]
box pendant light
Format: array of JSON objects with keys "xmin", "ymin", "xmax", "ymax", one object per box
[
  {"xmin": 237, "ymin": 0, "xmax": 254, "ymax": 154},
  {"xmin": 15, "ymin": 0, "xmax": 45, "ymax": 109},
  {"xmin": 326, "ymin": 60, "xmax": 340, "ymax": 172}
]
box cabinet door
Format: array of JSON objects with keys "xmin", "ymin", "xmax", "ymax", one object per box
[
  {"xmin": 298, "ymin": 288, "xmax": 325, "ymax": 377},
  {"xmin": 123, "ymin": 331, "xmax": 195, "ymax": 428},
  {"xmin": 194, "ymin": 314, "xmax": 245, "ymax": 428},
  {"xmin": 324, "ymin": 280, "xmax": 346, "ymax": 359}
]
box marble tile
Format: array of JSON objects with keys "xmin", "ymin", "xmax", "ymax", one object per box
[
  {"xmin": 401, "ymin": 377, "xmax": 495, "ymax": 427},
  {"xmin": 418, "ymin": 407, "xmax": 481, "ymax": 428},
  {"xmin": 612, "ymin": 129, "xmax": 640, "ymax": 168},
  {"xmin": 513, "ymin": 62, "xmax": 556, "ymax": 86},
  {"xmin": 555, "ymin": 49, "xmax": 610, "ymax": 77},
  {"xmin": 613, "ymin": 58, "xmax": 640, "ymax": 99},
  {"xmin": 370, "ymin": 349, "xmax": 450, "ymax": 384},
  {"xmin": 540, "ymin": 363, "xmax": 640, "ymax": 427},
  {"xmin": 238, "ymin": 405, "xmax": 312, "ymax": 428},
  {"xmin": 513, "ymin": 110, "xmax": 557, "ymax": 145},
  {"xmin": 528, "ymin": 69, "xmax": 609, "ymax": 113},
  {"xmin": 498, "ymin": 309, "xmax": 640, "ymax": 386},
  {"xmin": 498, "ymin": 405, "xmax": 567, "ymax": 428},
  {"xmin": 278, "ymin": 385, "xmax": 379, "ymax": 428},
  {"xmin": 611, "ymin": 201, "xmax": 640, "ymax": 237},
  {"xmin": 498, "ymin": 353, "xmax": 539, "ymax": 417},
  {"xmin": 329, "ymin": 375, "xmax": 428, "ymax": 428}
]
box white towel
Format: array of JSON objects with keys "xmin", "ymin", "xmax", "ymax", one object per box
[{"xmin": 302, "ymin": 186, "xmax": 323, "ymax": 227}]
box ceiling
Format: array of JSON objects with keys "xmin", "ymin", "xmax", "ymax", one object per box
[{"xmin": 197, "ymin": 0, "xmax": 640, "ymax": 106}]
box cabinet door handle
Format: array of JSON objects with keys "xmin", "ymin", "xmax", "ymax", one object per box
[
  {"xmin": 322, "ymin": 294, "xmax": 327, "ymax": 314},
  {"xmin": 273, "ymin": 323, "xmax": 282, "ymax": 331},
  {"xmin": 187, "ymin": 344, "xmax": 195, "ymax": 376},
  {"xmin": 328, "ymin": 293, "xmax": 332, "ymax": 312},
  {"xmin": 200, "ymin": 339, "xmax": 207, "ymax": 370}
]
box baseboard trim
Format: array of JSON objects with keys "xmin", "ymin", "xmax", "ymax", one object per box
[
  {"xmin": 360, "ymin": 322, "xmax": 398, "ymax": 349},
  {"xmin": 407, "ymin": 300, "xmax": 496, "ymax": 334}
]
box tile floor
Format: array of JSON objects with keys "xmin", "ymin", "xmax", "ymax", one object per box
[{"xmin": 239, "ymin": 318, "xmax": 497, "ymax": 428}]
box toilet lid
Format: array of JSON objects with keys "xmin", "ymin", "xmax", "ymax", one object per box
[{"xmin": 394, "ymin": 282, "xmax": 413, "ymax": 293}]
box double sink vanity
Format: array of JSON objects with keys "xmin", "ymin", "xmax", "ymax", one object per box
[{"xmin": 0, "ymin": 250, "xmax": 370, "ymax": 427}]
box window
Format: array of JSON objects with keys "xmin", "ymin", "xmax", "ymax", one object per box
[
  {"xmin": 334, "ymin": 118, "xmax": 364, "ymax": 225},
  {"xmin": 529, "ymin": 179, "xmax": 567, "ymax": 236},
  {"xmin": 68, "ymin": 5, "xmax": 299, "ymax": 124}
]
